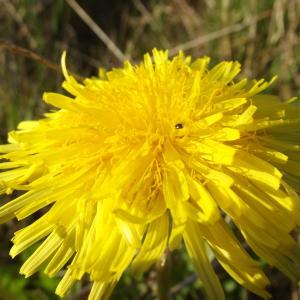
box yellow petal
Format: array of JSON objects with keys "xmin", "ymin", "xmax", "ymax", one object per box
[
  {"xmin": 199, "ymin": 219, "xmax": 270, "ymax": 298},
  {"xmin": 183, "ymin": 221, "xmax": 225, "ymax": 300},
  {"xmin": 187, "ymin": 178, "xmax": 220, "ymax": 224},
  {"xmin": 132, "ymin": 214, "xmax": 169, "ymax": 275}
]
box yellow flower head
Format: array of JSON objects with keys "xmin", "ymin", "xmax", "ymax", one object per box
[{"xmin": 1, "ymin": 49, "xmax": 300, "ymax": 299}]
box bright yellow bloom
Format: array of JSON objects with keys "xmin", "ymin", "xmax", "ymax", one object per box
[{"xmin": 1, "ymin": 49, "xmax": 300, "ymax": 299}]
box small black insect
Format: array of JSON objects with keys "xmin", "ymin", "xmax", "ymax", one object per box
[{"xmin": 175, "ymin": 123, "xmax": 184, "ymax": 129}]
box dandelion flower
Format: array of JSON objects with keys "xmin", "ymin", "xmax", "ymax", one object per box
[{"xmin": 1, "ymin": 49, "xmax": 300, "ymax": 299}]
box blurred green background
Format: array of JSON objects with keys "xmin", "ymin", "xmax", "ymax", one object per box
[{"xmin": 0, "ymin": 0, "xmax": 300, "ymax": 299}]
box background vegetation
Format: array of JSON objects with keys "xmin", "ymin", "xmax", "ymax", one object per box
[{"xmin": 0, "ymin": 0, "xmax": 300, "ymax": 299}]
